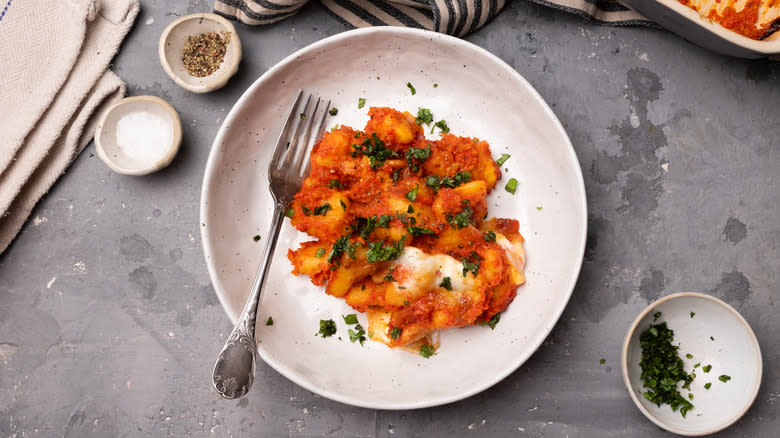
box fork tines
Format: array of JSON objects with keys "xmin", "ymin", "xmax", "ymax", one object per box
[{"xmin": 272, "ymin": 90, "xmax": 331, "ymax": 179}]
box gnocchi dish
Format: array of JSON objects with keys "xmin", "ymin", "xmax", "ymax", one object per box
[
  {"xmin": 679, "ymin": 0, "xmax": 780, "ymax": 40},
  {"xmin": 286, "ymin": 106, "xmax": 526, "ymax": 354}
]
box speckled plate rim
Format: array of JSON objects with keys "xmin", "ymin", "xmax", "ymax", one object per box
[
  {"xmin": 200, "ymin": 26, "xmax": 588, "ymax": 409},
  {"xmin": 621, "ymin": 292, "xmax": 763, "ymax": 435}
]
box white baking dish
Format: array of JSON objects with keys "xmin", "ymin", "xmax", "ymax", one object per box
[{"xmin": 622, "ymin": 0, "xmax": 780, "ymax": 58}]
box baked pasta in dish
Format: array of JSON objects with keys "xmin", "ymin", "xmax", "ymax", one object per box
[
  {"xmin": 679, "ymin": 0, "xmax": 780, "ymax": 40},
  {"xmin": 286, "ymin": 106, "xmax": 525, "ymax": 353}
]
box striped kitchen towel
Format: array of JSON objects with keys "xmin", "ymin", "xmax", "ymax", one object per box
[{"xmin": 213, "ymin": 1, "xmax": 650, "ymax": 36}]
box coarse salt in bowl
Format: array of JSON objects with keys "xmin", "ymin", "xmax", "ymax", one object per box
[{"xmin": 95, "ymin": 96, "xmax": 182, "ymax": 175}]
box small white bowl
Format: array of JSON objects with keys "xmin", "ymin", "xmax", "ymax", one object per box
[
  {"xmin": 95, "ymin": 96, "xmax": 182, "ymax": 175},
  {"xmin": 159, "ymin": 13, "xmax": 242, "ymax": 93},
  {"xmin": 622, "ymin": 292, "xmax": 762, "ymax": 436}
]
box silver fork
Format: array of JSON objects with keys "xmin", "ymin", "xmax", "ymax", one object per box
[{"xmin": 212, "ymin": 90, "xmax": 330, "ymax": 399}]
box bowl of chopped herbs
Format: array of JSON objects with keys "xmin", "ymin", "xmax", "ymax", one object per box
[{"xmin": 622, "ymin": 292, "xmax": 762, "ymax": 436}]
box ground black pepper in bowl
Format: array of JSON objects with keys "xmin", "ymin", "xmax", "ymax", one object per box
[{"xmin": 182, "ymin": 31, "xmax": 230, "ymax": 77}]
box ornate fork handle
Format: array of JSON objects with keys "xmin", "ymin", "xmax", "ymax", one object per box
[{"xmin": 212, "ymin": 202, "xmax": 285, "ymax": 399}]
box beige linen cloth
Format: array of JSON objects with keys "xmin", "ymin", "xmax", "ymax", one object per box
[{"xmin": 0, "ymin": 0, "xmax": 139, "ymax": 255}]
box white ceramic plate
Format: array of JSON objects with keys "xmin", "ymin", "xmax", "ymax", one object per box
[
  {"xmin": 201, "ymin": 27, "xmax": 587, "ymax": 409},
  {"xmin": 622, "ymin": 292, "xmax": 762, "ymax": 435}
]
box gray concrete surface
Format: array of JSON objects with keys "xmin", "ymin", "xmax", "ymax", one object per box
[{"xmin": 1, "ymin": 0, "xmax": 778, "ymax": 436}]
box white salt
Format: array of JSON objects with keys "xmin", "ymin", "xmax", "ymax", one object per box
[{"xmin": 115, "ymin": 111, "xmax": 172, "ymax": 163}]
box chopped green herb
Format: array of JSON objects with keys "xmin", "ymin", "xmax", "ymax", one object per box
[
  {"xmin": 302, "ymin": 206, "xmax": 313, "ymax": 216},
  {"xmin": 405, "ymin": 185, "xmax": 419, "ymax": 202},
  {"xmin": 447, "ymin": 201, "xmax": 474, "ymax": 229},
  {"xmin": 384, "ymin": 272, "xmax": 394, "ymax": 281},
  {"xmin": 253, "ymin": 234, "xmax": 261, "ymax": 242},
  {"xmin": 318, "ymin": 319, "xmax": 337, "ymax": 338},
  {"xmin": 407, "ymin": 204, "xmax": 415, "ymax": 213},
  {"xmin": 406, "ymin": 82, "xmax": 416, "ymax": 95},
  {"xmin": 343, "ymin": 314, "xmax": 359, "ymax": 325},
  {"xmin": 300, "ymin": 113, "xmax": 306, "ymax": 119},
  {"xmin": 312, "ymin": 203, "xmax": 332, "ymax": 216},
  {"xmin": 653, "ymin": 312, "xmax": 663, "ymax": 321},
  {"xmin": 352, "ymin": 132, "xmax": 398, "ymax": 170},
  {"xmin": 328, "ymin": 235, "xmax": 358, "ymax": 264},
  {"xmin": 389, "ymin": 327, "xmax": 402, "ymax": 340},
  {"xmin": 710, "ymin": 336, "xmax": 715, "ymax": 341},
  {"xmin": 433, "ymin": 83, "xmax": 438, "ymax": 88},
  {"xmin": 392, "ymin": 168, "xmax": 402, "ymax": 182},
  {"xmin": 704, "ymin": 382, "xmax": 712, "ymax": 390},
  {"xmin": 718, "ymin": 375, "xmax": 731, "ymax": 383},
  {"xmin": 686, "ymin": 353, "xmax": 693, "ymax": 359},
  {"xmin": 688, "ymin": 393, "xmax": 694, "ymax": 400},
  {"xmin": 439, "ymin": 276, "xmax": 452, "ymax": 290},
  {"xmin": 505, "ymin": 178, "xmax": 518, "ymax": 194},
  {"xmin": 403, "ymin": 300, "xmax": 409, "ymax": 305},
  {"xmin": 431, "ymin": 119, "xmax": 450, "ymax": 134},
  {"xmin": 638, "ymin": 322, "xmax": 695, "ymax": 417},
  {"xmin": 329, "ymin": 179, "xmax": 342, "ymax": 189},
  {"xmin": 483, "ymin": 231, "xmax": 497, "ymax": 242},
  {"xmin": 329, "ymin": 107, "xmax": 338, "ymax": 116},
  {"xmin": 407, "ymin": 226, "xmax": 435, "ymax": 236},
  {"xmin": 340, "ymin": 199, "xmax": 347, "ymax": 210},
  {"xmin": 366, "ymin": 238, "xmax": 405, "ymax": 262},
  {"xmin": 694, "ymin": 363, "xmax": 700, "ymax": 368},
  {"xmin": 416, "ymin": 108, "xmax": 433, "ymax": 126},
  {"xmin": 405, "ymin": 144, "xmax": 432, "ymax": 171},
  {"xmin": 690, "ymin": 311, "xmax": 695, "ymax": 318},
  {"xmin": 377, "ymin": 214, "xmax": 393, "ymax": 227},
  {"xmin": 496, "ymin": 153, "xmax": 511, "ymax": 167},
  {"xmin": 461, "ymin": 251, "xmax": 481, "ymax": 277},
  {"xmin": 536, "ymin": 206, "xmax": 543, "ymax": 211},
  {"xmin": 285, "ymin": 207, "xmax": 294, "ymax": 218},
  {"xmin": 358, "ymin": 97, "xmax": 366, "ymax": 109},
  {"xmin": 420, "ymin": 344, "xmax": 435, "ymax": 358},
  {"xmin": 349, "ymin": 323, "xmax": 367, "ymax": 345},
  {"xmin": 265, "ymin": 316, "xmax": 274, "ymax": 326},
  {"xmin": 702, "ymin": 365, "xmax": 712, "ymax": 373},
  {"xmin": 479, "ymin": 313, "xmax": 500, "ymax": 329},
  {"xmin": 315, "ymin": 248, "xmax": 326, "ymax": 258},
  {"xmin": 599, "ymin": 358, "xmax": 606, "ymax": 364},
  {"xmin": 425, "ymin": 171, "xmax": 472, "ymax": 192}
]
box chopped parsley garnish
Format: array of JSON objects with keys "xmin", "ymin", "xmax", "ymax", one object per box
[
  {"xmin": 329, "ymin": 179, "xmax": 342, "ymax": 189},
  {"xmin": 420, "ymin": 344, "xmax": 435, "ymax": 358},
  {"xmin": 405, "ymin": 185, "xmax": 419, "ymax": 202},
  {"xmin": 496, "ymin": 153, "xmax": 511, "ymax": 167},
  {"xmin": 302, "ymin": 206, "xmax": 313, "ymax": 216},
  {"xmin": 600, "ymin": 358, "xmax": 606, "ymax": 365},
  {"xmin": 505, "ymin": 178, "xmax": 518, "ymax": 194},
  {"xmin": 433, "ymin": 83, "xmax": 438, "ymax": 88},
  {"xmin": 329, "ymin": 107, "xmax": 338, "ymax": 116},
  {"xmin": 416, "ymin": 108, "xmax": 433, "ymax": 126},
  {"xmin": 377, "ymin": 214, "xmax": 393, "ymax": 227},
  {"xmin": 358, "ymin": 97, "xmax": 366, "ymax": 109},
  {"xmin": 392, "ymin": 168, "xmax": 402, "ymax": 182},
  {"xmin": 406, "ymin": 82, "xmax": 416, "ymax": 95},
  {"xmin": 702, "ymin": 364, "xmax": 712, "ymax": 373},
  {"xmin": 690, "ymin": 311, "xmax": 695, "ymax": 318},
  {"xmin": 265, "ymin": 316, "xmax": 274, "ymax": 326},
  {"xmin": 483, "ymin": 231, "xmax": 496, "ymax": 242},
  {"xmin": 479, "ymin": 313, "xmax": 500, "ymax": 329},
  {"xmin": 340, "ymin": 199, "xmax": 347, "ymax": 210},
  {"xmin": 447, "ymin": 201, "xmax": 474, "ymax": 229},
  {"xmin": 318, "ymin": 319, "xmax": 337, "ymax": 338},
  {"xmin": 407, "ymin": 226, "xmax": 435, "ymax": 236},
  {"xmin": 686, "ymin": 353, "xmax": 693, "ymax": 359},
  {"xmin": 352, "ymin": 132, "xmax": 398, "ymax": 170},
  {"xmin": 300, "ymin": 113, "xmax": 306, "ymax": 119},
  {"xmin": 253, "ymin": 234, "xmax": 261, "ymax": 242},
  {"xmin": 638, "ymin": 322, "xmax": 695, "ymax": 417},
  {"xmin": 389, "ymin": 327, "xmax": 402, "ymax": 340},
  {"xmin": 349, "ymin": 324, "xmax": 367, "ymax": 345},
  {"xmin": 405, "ymin": 144, "xmax": 432, "ymax": 171},
  {"xmin": 431, "ymin": 119, "xmax": 450, "ymax": 134},
  {"xmin": 285, "ymin": 207, "xmax": 294, "ymax": 217},
  {"xmin": 704, "ymin": 382, "xmax": 712, "ymax": 389},
  {"xmin": 425, "ymin": 171, "xmax": 471, "ymax": 192},
  {"xmin": 312, "ymin": 203, "xmax": 332, "ymax": 216},
  {"xmin": 439, "ymin": 277, "xmax": 452, "ymax": 290},
  {"xmin": 366, "ymin": 238, "xmax": 405, "ymax": 262},
  {"xmin": 355, "ymin": 215, "xmax": 393, "ymax": 239},
  {"xmin": 328, "ymin": 236, "xmax": 358, "ymax": 264},
  {"xmin": 461, "ymin": 251, "xmax": 481, "ymax": 277},
  {"xmin": 343, "ymin": 313, "xmax": 359, "ymax": 325},
  {"xmin": 718, "ymin": 375, "xmax": 731, "ymax": 383},
  {"xmin": 407, "ymin": 204, "xmax": 414, "ymax": 213},
  {"xmin": 314, "ymin": 248, "xmax": 325, "ymax": 258},
  {"xmin": 384, "ymin": 272, "xmax": 394, "ymax": 281},
  {"xmin": 653, "ymin": 312, "xmax": 663, "ymax": 321}
]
